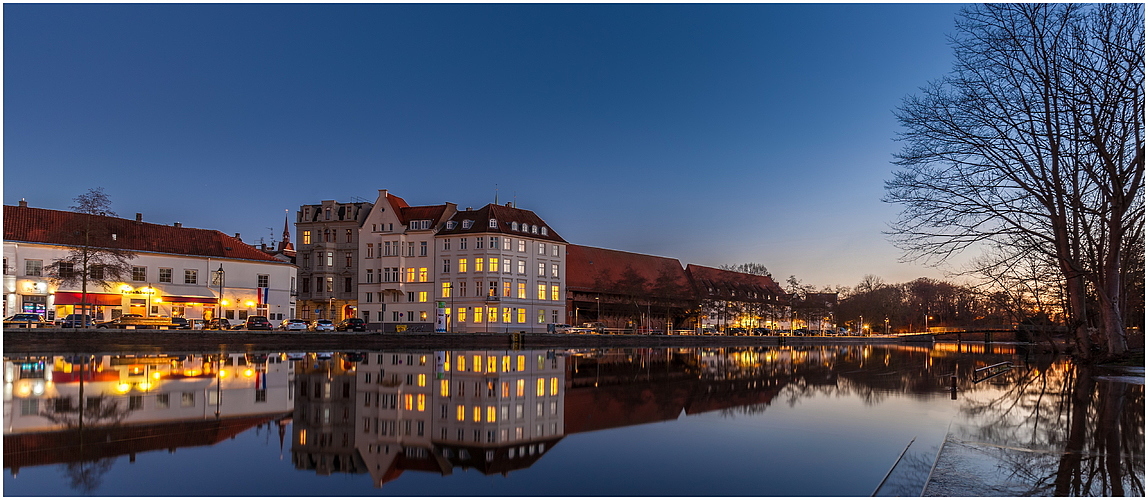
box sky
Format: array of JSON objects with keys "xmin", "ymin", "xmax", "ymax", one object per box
[{"xmin": 3, "ymin": 3, "xmax": 969, "ymax": 290}]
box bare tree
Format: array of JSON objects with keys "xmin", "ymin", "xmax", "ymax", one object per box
[
  {"xmin": 886, "ymin": 4, "xmax": 1143, "ymax": 360},
  {"xmin": 45, "ymin": 188, "xmax": 136, "ymax": 319}
]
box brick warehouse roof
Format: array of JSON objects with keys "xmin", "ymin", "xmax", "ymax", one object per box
[
  {"xmin": 4, "ymin": 205, "xmax": 289, "ymax": 263},
  {"xmin": 438, "ymin": 203, "xmax": 566, "ymax": 243},
  {"xmin": 685, "ymin": 264, "xmax": 788, "ymax": 302},
  {"xmin": 566, "ymin": 245, "xmax": 691, "ymax": 298}
]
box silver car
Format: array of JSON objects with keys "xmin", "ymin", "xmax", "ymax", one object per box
[
  {"xmin": 280, "ymin": 318, "xmax": 308, "ymax": 331},
  {"xmin": 309, "ymin": 319, "xmax": 335, "ymax": 332}
]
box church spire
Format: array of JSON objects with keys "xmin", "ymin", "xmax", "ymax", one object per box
[{"xmin": 278, "ymin": 209, "xmax": 295, "ymax": 254}]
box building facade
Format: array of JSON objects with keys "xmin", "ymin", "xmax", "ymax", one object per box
[
  {"xmin": 295, "ymin": 200, "xmax": 372, "ymax": 322},
  {"xmin": 436, "ymin": 203, "xmax": 567, "ymax": 334},
  {"xmin": 3, "ymin": 202, "xmax": 297, "ymax": 322}
]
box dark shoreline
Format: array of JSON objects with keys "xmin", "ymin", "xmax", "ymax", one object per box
[{"xmin": 2, "ymin": 328, "xmax": 921, "ymax": 355}]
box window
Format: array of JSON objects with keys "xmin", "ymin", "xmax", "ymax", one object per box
[
  {"xmin": 537, "ymin": 284, "xmax": 546, "ymax": 300},
  {"xmin": 476, "ymin": 258, "xmax": 484, "ymax": 272},
  {"xmin": 458, "ymin": 307, "xmax": 467, "ymax": 322},
  {"xmin": 446, "ymin": 221, "xmax": 457, "ymax": 230},
  {"xmin": 459, "ymin": 259, "xmax": 468, "ymax": 273},
  {"xmin": 323, "ymin": 229, "xmax": 330, "ymax": 242},
  {"xmin": 490, "ymin": 237, "xmax": 499, "ymax": 249},
  {"xmin": 406, "ymin": 268, "xmax": 416, "ymax": 282},
  {"xmin": 462, "ymin": 220, "xmax": 473, "ymax": 229},
  {"xmin": 258, "ymin": 274, "xmax": 269, "ymax": 288},
  {"xmin": 502, "ymin": 281, "xmax": 511, "ymax": 297},
  {"xmin": 303, "ymin": 230, "xmax": 312, "ymax": 245},
  {"xmin": 517, "ymin": 282, "xmax": 526, "ymax": 299},
  {"xmin": 552, "ymin": 264, "xmax": 559, "ymax": 277},
  {"xmin": 418, "ymin": 292, "xmax": 427, "ymax": 302},
  {"xmin": 420, "ymin": 241, "xmax": 427, "ymax": 256},
  {"xmin": 182, "ymin": 392, "xmax": 195, "ymax": 407},
  {"xmin": 406, "ymin": 242, "xmax": 415, "ymax": 257},
  {"xmin": 460, "ymin": 238, "xmax": 467, "ymax": 250},
  {"xmin": 407, "ymin": 292, "xmax": 416, "ymax": 302},
  {"xmin": 156, "ymin": 393, "xmax": 170, "ymax": 409},
  {"xmin": 511, "ymin": 222, "xmax": 518, "ymax": 231},
  {"xmin": 366, "ymin": 269, "xmax": 374, "ymax": 283},
  {"xmin": 345, "ymin": 252, "xmax": 353, "ymax": 267},
  {"xmin": 476, "ymin": 238, "xmax": 484, "ymax": 249},
  {"xmin": 488, "ymin": 258, "xmax": 498, "ymax": 272},
  {"xmin": 538, "ymin": 243, "xmax": 545, "ymax": 254},
  {"xmin": 419, "ymin": 267, "xmax": 428, "ymax": 282},
  {"xmin": 366, "ymin": 292, "xmax": 373, "ymax": 303},
  {"xmin": 317, "ymin": 277, "xmax": 323, "ymax": 292},
  {"xmin": 346, "ymin": 229, "xmax": 353, "ymax": 243},
  {"xmin": 552, "ymin": 245, "xmax": 559, "ymax": 256},
  {"xmin": 532, "ymin": 225, "xmax": 538, "ymax": 234},
  {"xmin": 517, "ymin": 260, "xmax": 525, "ymax": 274},
  {"xmin": 301, "ymin": 278, "xmax": 310, "ymax": 293},
  {"xmin": 159, "ymin": 268, "xmax": 173, "ymax": 283},
  {"xmin": 442, "ymin": 282, "xmax": 452, "ymax": 298},
  {"xmin": 419, "ymin": 311, "xmax": 428, "ymax": 321},
  {"xmin": 325, "ymin": 207, "xmax": 331, "ymax": 220},
  {"xmin": 541, "ymin": 227, "xmax": 548, "ymax": 236},
  {"xmin": 538, "ymin": 309, "xmax": 546, "ymax": 324},
  {"xmin": 502, "ymin": 258, "xmax": 511, "ymax": 273},
  {"xmin": 502, "ymin": 307, "xmax": 511, "ymax": 323},
  {"xmin": 344, "ymin": 277, "xmax": 352, "ymax": 293},
  {"xmin": 184, "ymin": 269, "xmax": 198, "ymax": 284},
  {"xmin": 518, "ymin": 240, "xmax": 526, "ymax": 252},
  {"xmin": 132, "ymin": 266, "xmax": 146, "ymax": 281},
  {"xmin": 517, "ymin": 308, "xmax": 526, "ymax": 323},
  {"xmin": 326, "ymin": 252, "xmax": 333, "ymax": 267},
  {"xmin": 551, "ymin": 285, "xmax": 559, "ymax": 301},
  {"xmin": 443, "ymin": 259, "xmax": 451, "ymax": 273},
  {"xmin": 326, "ymin": 277, "xmax": 334, "ymax": 292},
  {"xmin": 489, "ymin": 218, "xmax": 497, "ymax": 228},
  {"xmin": 473, "ymin": 306, "xmax": 483, "ymax": 323},
  {"xmin": 538, "ymin": 263, "xmax": 545, "ymax": 277},
  {"xmin": 488, "ymin": 306, "xmax": 498, "ymax": 323},
  {"xmin": 460, "ymin": 281, "xmax": 468, "ymax": 297}
]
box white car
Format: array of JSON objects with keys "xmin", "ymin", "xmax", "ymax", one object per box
[
  {"xmin": 280, "ymin": 318, "xmax": 308, "ymax": 331},
  {"xmin": 310, "ymin": 319, "xmax": 335, "ymax": 332}
]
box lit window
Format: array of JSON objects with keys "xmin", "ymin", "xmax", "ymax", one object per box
[
  {"xmin": 518, "ymin": 282, "xmax": 526, "ymax": 299},
  {"xmin": 457, "ymin": 355, "xmax": 466, "ymax": 371},
  {"xmin": 456, "ymin": 404, "xmax": 465, "ymax": 421},
  {"xmin": 487, "ymin": 405, "xmax": 497, "ymax": 423},
  {"xmin": 459, "ymin": 259, "xmax": 468, "ymax": 273},
  {"xmin": 473, "ymin": 355, "xmax": 482, "ymax": 371},
  {"xmin": 487, "ymin": 307, "xmax": 498, "ymax": 323},
  {"xmin": 489, "ymin": 258, "xmax": 498, "ymax": 272},
  {"xmin": 441, "ymin": 379, "xmax": 450, "ymax": 397},
  {"xmin": 537, "ymin": 378, "xmax": 545, "ymax": 397},
  {"xmin": 551, "ymin": 285, "xmax": 559, "ymax": 301},
  {"xmin": 487, "ymin": 356, "xmax": 497, "ymax": 372},
  {"xmin": 418, "ymin": 374, "xmax": 426, "ymax": 387},
  {"xmin": 517, "ymin": 355, "xmax": 525, "ymax": 372},
  {"xmin": 518, "ymin": 240, "xmax": 525, "ymax": 252},
  {"xmin": 404, "ymin": 394, "xmax": 413, "ymax": 411},
  {"xmin": 419, "ymin": 268, "xmax": 428, "ymax": 282},
  {"xmin": 473, "ymin": 306, "xmax": 483, "ymax": 323},
  {"xmin": 417, "ymin": 394, "xmax": 426, "ymax": 411},
  {"xmin": 406, "ymin": 268, "xmax": 416, "ymax": 282},
  {"xmin": 503, "ymin": 307, "xmax": 511, "ymax": 323},
  {"xmin": 516, "ymin": 379, "xmax": 525, "ymax": 397},
  {"xmin": 537, "ymin": 284, "xmax": 546, "ymax": 300},
  {"xmin": 302, "ymin": 230, "xmax": 311, "ymax": 245},
  {"xmin": 442, "ymin": 282, "xmax": 452, "ymax": 298},
  {"xmin": 475, "ymin": 258, "xmax": 484, "ymax": 272},
  {"xmin": 517, "ymin": 308, "xmax": 526, "ymax": 323},
  {"xmin": 538, "ymin": 309, "xmax": 546, "ymax": 324},
  {"xmin": 550, "ymin": 377, "xmax": 558, "ymax": 396},
  {"xmin": 473, "ymin": 406, "xmax": 481, "ymax": 422},
  {"xmin": 458, "ymin": 308, "xmax": 467, "ymax": 322}
]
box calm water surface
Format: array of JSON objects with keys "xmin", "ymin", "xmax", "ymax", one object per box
[{"xmin": 3, "ymin": 343, "xmax": 1142, "ymax": 496}]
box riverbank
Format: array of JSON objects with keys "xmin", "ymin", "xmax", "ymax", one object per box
[{"xmin": 3, "ymin": 328, "xmax": 915, "ymax": 355}]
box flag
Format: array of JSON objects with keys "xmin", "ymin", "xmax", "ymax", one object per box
[{"xmin": 257, "ymin": 287, "xmax": 269, "ymax": 305}]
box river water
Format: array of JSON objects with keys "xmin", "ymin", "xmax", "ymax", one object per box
[{"xmin": 3, "ymin": 343, "xmax": 1142, "ymax": 496}]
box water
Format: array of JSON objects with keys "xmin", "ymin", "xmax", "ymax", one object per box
[{"xmin": 3, "ymin": 343, "xmax": 1142, "ymax": 496}]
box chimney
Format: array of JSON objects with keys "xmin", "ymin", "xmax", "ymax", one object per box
[
  {"xmin": 136, "ymin": 213, "xmax": 142, "ymax": 222},
  {"xmin": 173, "ymin": 222, "xmax": 182, "ymax": 228},
  {"xmin": 234, "ymin": 233, "xmax": 241, "ymax": 241},
  {"xmin": 18, "ymin": 199, "xmax": 27, "ymax": 207},
  {"xmin": 505, "ymin": 202, "xmax": 512, "ymax": 207},
  {"xmin": 465, "ymin": 207, "xmax": 472, "ymax": 211}
]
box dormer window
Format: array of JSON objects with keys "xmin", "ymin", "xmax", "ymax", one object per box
[
  {"xmin": 540, "ymin": 227, "xmax": 548, "ymax": 236},
  {"xmin": 462, "ymin": 220, "xmax": 473, "ymax": 229},
  {"xmin": 489, "ymin": 218, "xmax": 497, "ymax": 228},
  {"xmin": 531, "ymin": 225, "xmax": 538, "ymax": 234},
  {"xmin": 446, "ymin": 221, "xmax": 457, "ymax": 230},
  {"xmin": 511, "ymin": 222, "xmax": 518, "ymax": 231}
]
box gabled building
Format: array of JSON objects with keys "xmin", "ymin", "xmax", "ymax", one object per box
[
  {"xmin": 436, "ymin": 203, "xmax": 566, "ymax": 334},
  {"xmin": 684, "ymin": 264, "xmax": 790, "ymax": 331},
  {"xmin": 356, "ymin": 190, "xmax": 457, "ymax": 332},
  {"xmin": 296, "ymin": 200, "xmax": 373, "ymax": 322},
  {"xmin": 3, "ymin": 201, "xmax": 297, "ymax": 322}
]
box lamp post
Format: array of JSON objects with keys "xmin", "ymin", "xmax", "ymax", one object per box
[
  {"xmin": 215, "ymin": 265, "xmax": 225, "ymax": 321},
  {"xmin": 885, "ymin": 317, "xmax": 890, "ymax": 335},
  {"xmin": 925, "ymin": 314, "xmax": 931, "ymax": 333},
  {"xmin": 595, "ymin": 296, "xmax": 601, "ymax": 323},
  {"xmin": 144, "ymin": 285, "xmax": 154, "ymax": 317}
]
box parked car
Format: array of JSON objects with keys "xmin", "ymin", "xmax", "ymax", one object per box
[
  {"xmin": 191, "ymin": 319, "xmax": 208, "ymax": 330},
  {"xmin": 96, "ymin": 315, "xmax": 176, "ymax": 329},
  {"xmin": 309, "ymin": 319, "xmax": 335, "ymax": 332},
  {"xmin": 204, "ymin": 318, "xmax": 232, "ymax": 330},
  {"xmin": 4, "ymin": 313, "xmax": 50, "ymax": 327},
  {"xmin": 60, "ymin": 314, "xmax": 95, "ymax": 328},
  {"xmin": 280, "ymin": 318, "xmax": 308, "ymax": 331},
  {"xmin": 336, "ymin": 318, "xmax": 366, "ymax": 332},
  {"xmin": 170, "ymin": 317, "xmax": 190, "ymax": 329},
  {"xmin": 244, "ymin": 316, "xmax": 273, "ymax": 331}
]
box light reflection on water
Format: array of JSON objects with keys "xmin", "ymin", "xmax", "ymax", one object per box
[{"xmin": 2, "ymin": 344, "xmax": 1141, "ymax": 496}]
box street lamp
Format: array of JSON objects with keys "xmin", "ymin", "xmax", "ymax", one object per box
[
  {"xmin": 595, "ymin": 296, "xmax": 601, "ymax": 322},
  {"xmin": 143, "ymin": 285, "xmax": 154, "ymax": 317},
  {"xmin": 215, "ymin": 265, "xmax": 225, "ymax": 321},
  {"xmin": 925, "ymin": 314, "xmax": 932, "ymax": 333},
  {"xmin": 885, "ymin": 317, "xmax": 890, "ymax": 335}
]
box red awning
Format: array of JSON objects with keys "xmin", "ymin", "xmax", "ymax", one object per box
[
  {"xmin": 54, "ymin": 292, "xmax": 123, "ymax": 306},
  {"xmin": 162, "ymin": 296, "xmax": 218, "ymax": 304}
]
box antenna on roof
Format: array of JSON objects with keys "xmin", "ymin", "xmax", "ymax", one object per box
[
  {"xmin": 494, "ymin": 184, "xmax": 499, "ymax": 205},
  {"xmin": 513, "ymin": 191, "xmax": 517, "ymax": 209}
]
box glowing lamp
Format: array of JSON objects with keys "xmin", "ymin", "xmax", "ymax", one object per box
[
  {"xmin": 245, "ymin": 300, "xmax": 255, "ymax": 307},
  {"xmin": 116, "ymin": 382, "xmax": 132, "ymax": 393},
  {"xmin": 243, "ymin": 369, "xmax": 254, "ymax": 377},
  {"xmin": 219, "ymin": 369, "xmax": 228, "ymax": 378}
]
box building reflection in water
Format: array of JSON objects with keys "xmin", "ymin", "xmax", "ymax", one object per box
[
  {"xmin": 3, "ymin": 352, "xmax": 295, "ymax": 491},
  {"xmin": 4, "ymin": 343, "xmax": 1140, "ymax": 496}
]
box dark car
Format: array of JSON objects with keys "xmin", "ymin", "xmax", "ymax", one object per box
[
  {"xmin": 171, "ymin": 317, "xmax": 190, "ymax": 329},
  {"xmin": 4, "ymin": 313, "xmax": 49, "ymax": 328},
  {"xmin": 204, "ymin": 318, "xmax": 232, "ymax": 330},
  {"xmin": 244, "ymin": 316, "xmax": 273, "ymax": 331},
  {"xmin": 61, "ymin": 314, "xmax": 95, "ymax": 328},
  {"xmin": 336, "ymin": 318, "xmax": 366, "ymax": 332}
]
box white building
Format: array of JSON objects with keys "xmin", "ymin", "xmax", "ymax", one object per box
[
  {"xmin": 3, "ymin": 202, "xmax": 297, "ymax": 322},
  {"xmin": 437, "ymin": 203, "xmax": 567, "ymax": 334}
]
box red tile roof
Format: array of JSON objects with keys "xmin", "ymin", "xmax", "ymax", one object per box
[
  {"xmin": 566, "ymin": 245, "xmax": 691, "ymax": 298},
  {"xmin": 685, "ymin": 264, "xmax": 788, "ymax": 301},
  {"xmin": 4, "ymin": 205, "xmax": 290, "ymax": 264},
  {"xmin": 438, "ymin": 203, "xmax": 566, "ymax": 243},
  {"xmin": 399, "ymin": 205, "xmax": 449, "ymax": 226}
]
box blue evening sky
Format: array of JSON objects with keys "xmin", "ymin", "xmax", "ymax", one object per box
[{"xmin": 3, "ymin": 3, "xmax": 967, "ymax": 289}]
